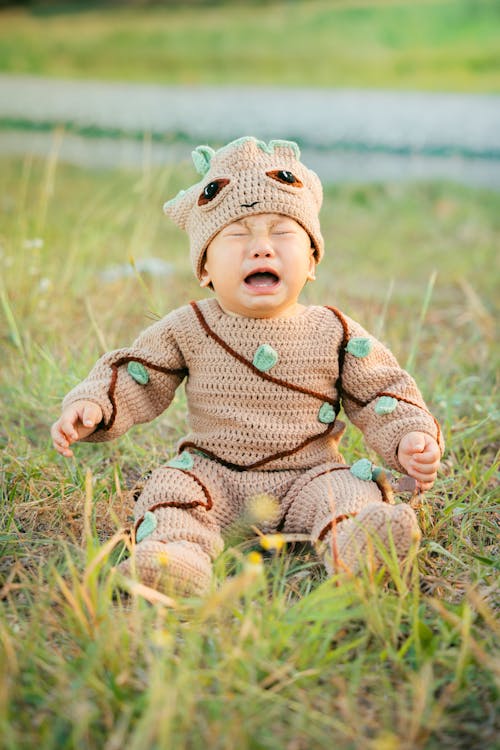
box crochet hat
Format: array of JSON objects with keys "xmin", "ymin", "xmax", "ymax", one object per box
[{"xmin": 163, "ymin": 136, "xmax": 324, "ymax": 280}]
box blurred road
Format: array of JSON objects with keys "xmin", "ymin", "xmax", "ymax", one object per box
[{"xmin": 1, "ymin": 74, "xmax": 499, "ymax": 187}]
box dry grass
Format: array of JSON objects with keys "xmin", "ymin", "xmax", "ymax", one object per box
[{"xmin": 0, "ymin": 148, "xmax": 498, "ymax": 748}]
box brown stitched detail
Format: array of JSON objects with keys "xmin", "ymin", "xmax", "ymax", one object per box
[
  {"xmin": 179, "ymin": 422, "xmax": 337, "ymax": 472},
  {"xmin": 378, "ymin": 391, "xmax": 442, "ymax": 446},
  {"xmin": 373, "ymin": 476, "xmax": 393, "ymax": 504},
  {"xmin": 318, "ymin": 513, "xmax": 357, "ymax": 542},
  {"xmin": 190, "ymin": 301, "xmax": 337, "ymax": 406},
  {"xmin": 342, "ymin": 387, "xmax": 442, "ymax": 447},
  {"xmin": 133, "ymin": 469, "xmax": 213, "ymax": 539},
  {"xmin": 277, "ymin": 464, "xmax": 351, "ymax": 531},
  {"xmin": 103, "ymin": 356, "xmax": 187, "ymax": 431},
  {"xmin": 297, "ymin": 464, "xmax": 351, "ymax": 490},
  {"xmin": 106, "ymin": 365, "xmax": 119, "ymax": 430},
  {"xmin": 325, "ymin": 306, "xmax": 350, "ymax": 415},
  {"xmin": 325, "ymin": 305, "xmax": 350, "ymax": 343}
]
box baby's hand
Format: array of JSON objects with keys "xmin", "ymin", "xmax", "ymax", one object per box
[
  {"xmin": 397, "ymin": 431, "xmax": 441, "ymax": 491},
  {"xmin": 51, "ymin": 400, "xmax": 103, "ymax": 458}
]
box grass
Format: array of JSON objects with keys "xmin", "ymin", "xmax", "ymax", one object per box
[
  {"xmin": 0, "ymin": 0, "xmax": 500, "ymax": 91},
  {"xmin": 0, "ymin": 147, "xmax": 499, "ymax": 748}
]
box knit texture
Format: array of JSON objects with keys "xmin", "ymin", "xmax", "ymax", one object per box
[
  {"xmin": 118, "ymin": 540, "xmax": 213, "ymax": 597},
  {"xmin": 117, "ymin": 453, "xmax": 417, "ymax": 593},
  {"xmin": 63, "ymin": 298, "xmax": 443, "ymax": 473},
  {"xmin": 319, "ymin": 503, "xmax": 421, "ymax": 575},
  {"xmin": 62, "ymin": 298, "xmax": 443, "ymax": 592},
  {"xmin": 163, "ymin": 137, "xmax": 324, "ymax": 279}
]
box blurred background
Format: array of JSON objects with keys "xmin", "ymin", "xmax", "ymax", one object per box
[
  {"xmin": 1, "ymin": 0, "xmax": 499, "ymax": 185},
  {"xmin": 1, "ymin": 5, "xmax": 499, "ymax": 748}
]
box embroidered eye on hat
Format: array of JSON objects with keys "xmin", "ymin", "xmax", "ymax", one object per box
[{"xmin": 163, "ymin": 136, "xmax": 324, "ymax": 280}]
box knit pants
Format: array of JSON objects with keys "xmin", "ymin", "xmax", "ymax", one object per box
[{"xmin": 118, "ymin": 454, "xmax": 420, "ymax": 595}]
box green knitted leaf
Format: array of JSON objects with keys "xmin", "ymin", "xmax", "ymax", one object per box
[
  {"xmin": 375, "ymin": 396, "xmax": 398, "ymax": 415},
  {"xmin": 136, "ymin": 511, "xmax": 157, "ymax": 543},
  {"xmin": 346, "ymin": 337, "xmax": 373, "ymax": 358},
  {"xmin": 350, "ymin": 458, "xmax": 373, "ymax": 481},
  {"xmin": 192, "ymin": 145, "xmax": 215, "ymax": 176},
  {"xmin": 253, "ymin": 344, "xmax": 279, "ymax": 372},
  {"xmin": 318, "ymin": 402, "xmax": 336, "ymax": 424},
  {"xmin": 168, "ymin": 451, "xmax": 194, "ymax": 470},
  {"xmin": 127, "ymin": 361, "xmax": 149, "ymax": 385}
]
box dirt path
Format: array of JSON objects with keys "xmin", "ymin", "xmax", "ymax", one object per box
[{"xmin": 1, "ymin": 74, "xmax": 499, "ymax": 187}]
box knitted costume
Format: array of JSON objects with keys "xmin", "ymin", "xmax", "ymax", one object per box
[
  {"xmin": 61, "ymin": 137, "xmax": 443, "ymax": 594},
  {"xmin": 63, "ymin": 299, "xmax": 442, "ymax": 594},
  {"xmin": 163, "ymin": 136, "xmax": 324, "ymax": 279}
]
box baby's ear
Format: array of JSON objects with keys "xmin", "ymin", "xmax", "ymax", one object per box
[
  {"xmin": 163, "ymin": 185, "xmax": 198, "ymax": 230},
  {"xmin": 307, "ymin": 253, "xmax": 317, "ymax": 281},
  {"xmin": 199, "ymin": 256, "xmax": 212, "ymax": 288},
  {"xmin": 199, "ymin": 270, "xmax": 211, "ymax": 288}
]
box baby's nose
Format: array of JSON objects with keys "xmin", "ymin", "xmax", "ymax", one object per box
[
  {"xmin": 252, "ymin": 246, "xmax": 273, "ymax": 257},
  {"xmin": 249, "ymin": 236, "xmax": 275, "ymax": 257}
]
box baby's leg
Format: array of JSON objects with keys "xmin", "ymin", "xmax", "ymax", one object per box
[
  {"xmin": 280, "ymin": 463, "xmax": 420, "ymax": 574},
  {"xmin": 118, "ymin": 456, "xmax": 230, "ymax": 596}
]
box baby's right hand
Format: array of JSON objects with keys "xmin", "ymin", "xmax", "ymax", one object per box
[{"xmin": 51, "ymin": 400, "xmax": 103, "ymax": 458}]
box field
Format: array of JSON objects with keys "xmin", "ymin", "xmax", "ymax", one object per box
[
  {"xmin": 0, "ymin": 0, "xmax": 499, "ymax": 745},
  {"xmin": 0, "ymin": 150, "xmax": 498, "ymax": 748},
  {"xmin": 0, "ymin": 0, "xmax": 499, "ymax": 91}
]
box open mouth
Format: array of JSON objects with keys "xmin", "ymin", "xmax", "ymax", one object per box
[{"xmin": 244, "ymin": 271, "xmax": 281, "ymax": 289}]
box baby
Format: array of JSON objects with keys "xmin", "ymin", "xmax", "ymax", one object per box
[{"xmin": 51, "ymin": 137, "xmax": 443, "ymax": 596}]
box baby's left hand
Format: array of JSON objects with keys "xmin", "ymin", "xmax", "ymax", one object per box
[{"xmin": 397, "ymin": 431, "xmax": 441, "ymax": 491}]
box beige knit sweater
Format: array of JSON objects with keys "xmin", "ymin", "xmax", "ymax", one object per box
[{"xmin": 63, "ymin": 298, "xmax": 443, "ymax": 472}]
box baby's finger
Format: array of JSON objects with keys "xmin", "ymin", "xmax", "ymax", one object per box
[
  {"xmin": 51, "ymin": 422, "xmax": 69, "ymax": 445},
  {"xmin": 56, "ymin": 443, "xmax": 74, "ymax": 458},
  {"xmin": 81, "ymin": 403, "xmax": 100, "ymax": 428},
  {"xmin": 412, "ymin": 455, "xmax": 440, "ymax": 470},
  {"xmin": 51, "ymin": 428, "xmax": 74, "ymax": 457},
  {"xmin": 412, "ymin": 465, "xmax": 438, "ymax": 480},
  {"xmin": 413, "ymin": 450, "xmax": 439, "ymax": 464},
  {"xmin": 411, "ymin": 462, "xmax": 434, "ymax": 477},
  {"xmin": 416, "ymin": 479, "xmax": 435, "ymax": 491},
  {"xmin": 59, "ymin": 414, "xmax": 79, "ymax": 441}
]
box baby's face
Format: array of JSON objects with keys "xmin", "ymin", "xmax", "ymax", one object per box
[{"xmin": 200, "ymin": 213, "xmax": 316, "ymax": 319}]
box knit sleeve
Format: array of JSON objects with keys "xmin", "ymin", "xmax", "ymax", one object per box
[
  {"xmin": 61, "ymin": 312, "xmax": 187, "ymax": 442},
  {"xmin": 339, "ymin": 315, "xmax": 444, "ymax": 472}
]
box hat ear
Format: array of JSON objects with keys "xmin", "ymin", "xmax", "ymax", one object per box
[
  {"xmin": 192, "ymin": 145, "xmax": 215, "ymax": 176},
  {"xmin": 163, "ymin": 185, "xmax": 198, "ymax": 230}
]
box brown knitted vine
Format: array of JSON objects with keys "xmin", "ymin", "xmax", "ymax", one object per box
[
  {"xmin": 182, "ymin": 301, "xmax": 357, "ymax": 471},
  {"xmin": 133, "ymin": 468, "xmax": 213, "ymax": 538},
  {"xmin": 277, "ymin": 464, "xmax": 351, "ymax": 531},
  {"xmin": 324, "ymin": 306, "xmax": 442, "ymax": 447},
  {"xmin": 179, "ymin": 420, "xmax": 339, "ymax": 472},
  {"xmin": 190, "ymin": 301, "xmax": 338, "ymax": 406},
  {"xmin": 325, "ymin": 306, "xmax": 350, "ymax": 416},
  {"xmin": 342, "ymin": 387, "xmax": 442, "ymax": 447},
  {"xmin": 379, "ymin": 392, "xmax": 442, "ymax": 446},
  {"xmin": 103, "ymin": 355, "xmax": 188, "ymax": 432},
  {"xmin": 318, "ymin": 513, "xmax": 356, "ymax": 542}
]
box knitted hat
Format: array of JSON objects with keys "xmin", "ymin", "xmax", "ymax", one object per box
[{"xmin": 163, "ymin": 136, "xmax": 324, "ymax": 280}]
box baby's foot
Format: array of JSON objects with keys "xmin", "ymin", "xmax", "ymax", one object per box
[
  {"xmin": 322, "ymin": 503, "xmax": 421, "ymax": 574},
  {"xmin": 117, "ymin": 539, "xmax": 212, "ymax": 596}
]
